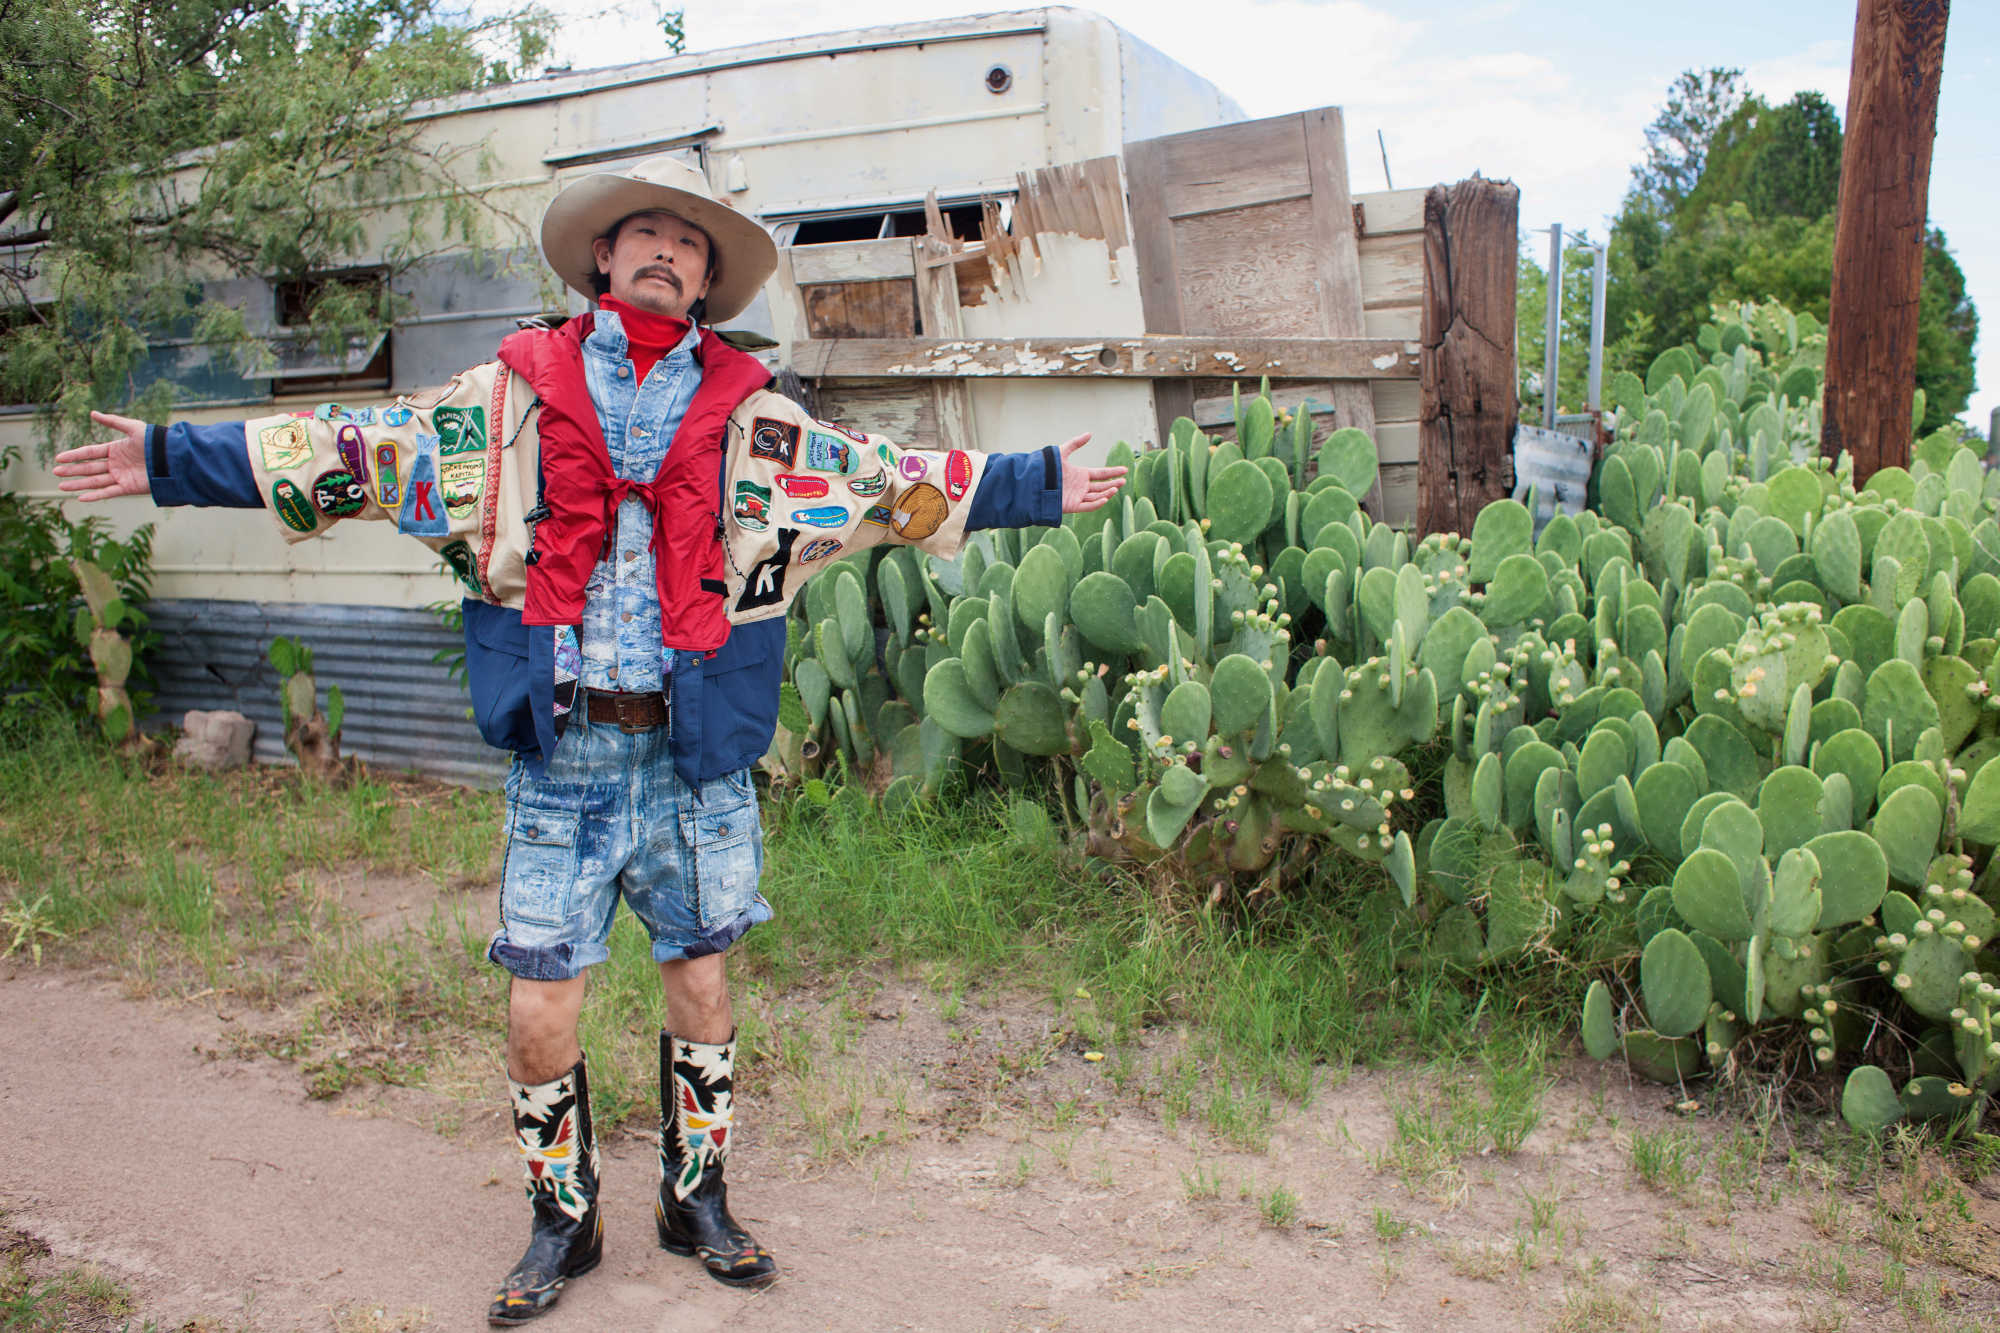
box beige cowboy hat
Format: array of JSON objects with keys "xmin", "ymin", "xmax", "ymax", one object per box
[{"xmin": 539, "ymin": 155, "xmax": 777, "ymax": 323}]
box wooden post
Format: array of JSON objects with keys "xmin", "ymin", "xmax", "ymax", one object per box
[
  {"xmin": 1417, "ymin": 176, "xmax": 1519, "ymax": 538},
  {"xmin": 1821, "ymin": 0, "xmax": 1950, "ymax": 479}
]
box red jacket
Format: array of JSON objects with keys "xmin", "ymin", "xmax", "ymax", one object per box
[{"xmin": 498, "ymin": 315, "xmax": 772, "ymax": 653}]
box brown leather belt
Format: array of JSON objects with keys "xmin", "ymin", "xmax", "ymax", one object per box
[{"xmin": 583, "ymin": 689, "xmax": 669, "ymax": 733}]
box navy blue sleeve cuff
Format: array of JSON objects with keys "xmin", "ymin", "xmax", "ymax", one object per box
[
  {"xmin": 146, "ymin": 421, "xmax": 262, "ymax": 508},
  {"xmin": 966, "ymin": 444, "xmax": 1062, "ymax": 531}
]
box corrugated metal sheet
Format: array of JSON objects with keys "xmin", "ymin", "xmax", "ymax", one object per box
[
  {"xmin": 1512, "ymin": 423, "xmax": 1595, "ymax": 538},
  {"xmin": 140, "ymin": 599, "xmax": 506, "ymax": 787}
]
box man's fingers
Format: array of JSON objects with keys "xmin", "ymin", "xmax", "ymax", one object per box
[
  {"xmin": 1087, "ymin": 467, "xmax": 1127, "ymax": 483},
  {"xmin": 1059, "ymin": 432, "xmax": 1092, "ymax": 457},
  {"xmin": 52, "ymin": 442, "xmax": 110, "ymax": 469}
]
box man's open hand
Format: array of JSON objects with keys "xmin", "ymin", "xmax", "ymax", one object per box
[
  {"xmin": 52, "ymin": 411, "xmax": 152, "ymax": 502},
  {"xmin": 1057, "ymin": 434, "xmax": 1126, "ymax": 514}
]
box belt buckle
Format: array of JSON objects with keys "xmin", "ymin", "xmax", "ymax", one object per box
[{"xmin": 616, "ymin": 694, "xmax": 650, "ymax": 734}]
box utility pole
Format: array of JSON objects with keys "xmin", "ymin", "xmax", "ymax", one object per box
[{"xmin": 1821, "ymin": 0, "xmax": 1950, "ymax": 480}]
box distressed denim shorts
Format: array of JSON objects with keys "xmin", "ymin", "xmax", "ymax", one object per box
[{"xmin": 486, "ymin": 716, "xmax": 774, "ymax": 982}]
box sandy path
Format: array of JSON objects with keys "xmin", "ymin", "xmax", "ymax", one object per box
[{"xmin": 10, "ymin": 961, "xmax": 1999, "ymax": 1332}]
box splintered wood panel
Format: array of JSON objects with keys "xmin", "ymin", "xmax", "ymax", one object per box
[
  {"xmin": 814, "ymin": 380, "xmax": 935, "ymax": 445},
  {"xmin": 1174, "ymin": 199, "xmax": 1322, "ymax": 336},
  {"xmin": 801, "ymin": 280, "xmax": 917, "ymax": 339},
  {"xmin": 1378, "ymin": 464, "xmax": 1417, "ymax": 525}
]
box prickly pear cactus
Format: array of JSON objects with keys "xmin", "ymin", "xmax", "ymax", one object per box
[{"xmin": 778, "ymin": 306, "xmax": 2000, "ymax": 1133}]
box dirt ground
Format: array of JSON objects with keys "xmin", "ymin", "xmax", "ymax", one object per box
[{"xmin": 8, "ymin": 879, "xmax": 2000, "ymax": 1333}]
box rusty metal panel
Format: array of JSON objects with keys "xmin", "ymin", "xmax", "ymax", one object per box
[{"xmin": 140, "ymin": 599, "xmax": 507, "ymax": 787}]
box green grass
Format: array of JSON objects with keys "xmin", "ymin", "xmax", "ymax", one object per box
[
  {"xmin": 0, "ymin": 1222, "xmax": 146, "ymax": 1333},
  {"xmin": 0, "ymin": 715, "xmax": 1585, "ymax": 1140}
]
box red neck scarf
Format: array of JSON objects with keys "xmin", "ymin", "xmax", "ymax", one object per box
[
  {"xmin": 498, "ymin": 315, "xmax": 772, "ymax": 651},
  {"xmin": 596, "ymin": 297, "xmax": 690, "ymax": 384}
]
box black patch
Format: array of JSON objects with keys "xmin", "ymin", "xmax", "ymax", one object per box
[
  {"xmin": 748, "ymin": 417, "xmax": 798, "ymax": 468},
  {"xmin": 699, "ymin": 578, "xmax": 727, "ymax": 595},
  {"xmin": 735, "ymin": 528, "xmax": 797, "ymax": 612}
]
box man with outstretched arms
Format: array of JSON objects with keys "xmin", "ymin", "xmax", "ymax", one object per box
[{"xmin": 56, "ymin": 156, "xmax": 1127, "ymax": 1324}]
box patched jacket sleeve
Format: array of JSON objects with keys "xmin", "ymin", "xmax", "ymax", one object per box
[
  {"xmin": 965, "ymin": 445, "xmax": 1062, "ymax": 530},
  {"xmin": 235, "ymin": 367, "xmax": 506, "ymax": 547},
  {"xmin": 145, "ymin": 422, "xmax": 262, "ymax": 508}
]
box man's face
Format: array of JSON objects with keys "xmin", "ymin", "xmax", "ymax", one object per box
[{"xmin": 593, "ymin": 210, "xmax": 712, "ymax": 318}]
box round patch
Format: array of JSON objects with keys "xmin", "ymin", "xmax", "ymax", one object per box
[
  {"xmin": 312, "ymin": 469, "xmax": 368, "ymax": 518},
  {"xmin": 898, "ymin": 453, "xmax": 930, "ymax": 482},
  {"xmin": 381, "ymin": 405, "xmax": 414, "ymax": 426},
  {"xmin": 890, "ymin": 482, "xmax": 950, "ymax": 541}
]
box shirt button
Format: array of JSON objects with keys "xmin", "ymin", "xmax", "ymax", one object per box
[
  {"xmin": 624, "ymin": 550, "xmax": 638, "ymax": 561},
  {"xmin": 622, "ymin": 612, "xmax": 634, "ymax": 623},
  {"xmin": 609, "ymin": 667, "xmax": 619, "ymax": 680},
  {"xmin": 617, "ymin": 366, "xmax": 630, "ymax": 378},
  {"xmin": 633, "ymin": 428, "xmax": 648, "ymax": 438}
]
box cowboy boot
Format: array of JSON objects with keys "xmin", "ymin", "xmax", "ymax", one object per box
[
  {"xmin": 488, "ymin": 1056, "xmax": 604, "ymax": 1325},
  {"xmin": 655, "ymin": 1031, "xmax": 778, "ymax": 1288}
]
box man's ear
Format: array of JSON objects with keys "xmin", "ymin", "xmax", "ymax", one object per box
[{"xmin": 592, "ymin": 235, "xmax": 614, "ymax": 276}]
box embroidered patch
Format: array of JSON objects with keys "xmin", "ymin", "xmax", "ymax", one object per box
[
  {"xmin": 373, "ymin": 441, "xmax": 400, "ymax": 508},
  {"xmin": 398, "ymin": 441, "xmax": 448, "ymax": 536},
  {"xmin": 440, "ymin": 455, "xmax": 483, "ymax": 521},
  {"xmin": 815, "ymin": 418, "xmax": 869, "ymax": 445},
  {"xmin": 846, "ymin": 471, "xmax": 887, "ymax": 497},
  {"xmin": 271, "ymin": 479, "xmax": 317, "ymax": 533},
  {"xmin": 890, "ymin": 482, "xmax": 949, "ymax": 540},
  {"xmin": 311, "ymin": 469, "xmax": 368, "ymax": 518},
  {"xmin": 313, "ymin": 402, "xmax": 348, "ymax": 422},
  {"xmin": 736, "ymin": 528, "xmax": 797, "ymax": 611},
  {"xmin": 799, "ymin": 537, "xmax": 843, "ymax": 562},
  {"xmin": 749, "ymin": 418, "xmax": 798, "ymax": 468},
  {"xmin": 803, "ymin": 430, "xmax": 860, "ymax": 476},
  {"xmin": 258, "ymin": 420, "xmax": 313, "ymax": 472},
  {"xmin": 876, "ymin": 443, "xmax": 896, "ymax": 469},
  {"xmin": 775, "ymin": 474, "xmax": 828, "ymax": 499},
  {"xmin": 861, "ymin": 504, "xmax": 892, "ymax": 527},
  {"xmin": 439, "ymin": 539, "xmax": 483, "ymax": 595},
  {"xmin": 733, "ymin": 479, "xmax": 772, "ymax": 532},
  {"xmin": 945, "ymin": 449, "xmax": 973, "ymax": 502},
  {"xmin": 791, "ymin": 505, "xmax": 849, "ymax": 529},
  {"xmin": 435, "ymin": 405, "xmax": 487, "ymax": 457},
  {"xmin": 381, "ymin": 405, "xmax": 414, "ymax": 427},
  {"xmin": 335, "ymin": 424, "xmax": 370, "ymax": 487},
  {"xmin": 898, "ymin": 452, "xmax": 931, "ymax": 482},
  {"xmin": 348, "ymin": 406, "xmax": 375, "ymax": 426}
]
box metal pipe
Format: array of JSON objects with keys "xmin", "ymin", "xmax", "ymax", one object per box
[
  {"xmin": 1543, "ymin": 223, "xmax": 1563, "ymax": 430},
  {"xmin": 1587, "ymin": 242, "xmax": 1608, "ymax": 412}
]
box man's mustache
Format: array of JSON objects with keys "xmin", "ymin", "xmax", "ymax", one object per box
[{"xmin": 634, "ymin": 265, "xmax": 682, "ymax": 290}]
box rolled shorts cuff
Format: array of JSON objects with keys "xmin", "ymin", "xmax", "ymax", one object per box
[
  {"xmin": 651, "ymin": 894, "xmax": 775, "ymax": 964},
  {"xmin": 487, "ymin": 932, "xmax": 612, "ymax": 981}
]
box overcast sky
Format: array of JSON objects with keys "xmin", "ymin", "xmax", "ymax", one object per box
[{"xmin": 538, "ymin": 0, "xmax": 1997, "ymax": 433}]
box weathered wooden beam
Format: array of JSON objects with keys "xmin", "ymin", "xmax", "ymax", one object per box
[
  {"xmin": 791, "ymin": 335, "xmax": 1419, "ymax": 380},
  {"xmin": 912, "ymin": 237, "xmax": 978, "ymax": 453},
  {"xmin": 1822, "ymin": 0, "xmax": 1950, "ymax": 479},
  {"xmin": 1417, "ymin": 176, "xmax": 1519, "ymax": 538}
]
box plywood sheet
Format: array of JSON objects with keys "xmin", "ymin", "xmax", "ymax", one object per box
[
  {"xmin": 1172, "ymin": 198, "xmax": 1322, "ymax": 337},
  {"xmin": 802, "ymin": 279, "xmax": 917, "ymax": 339}
]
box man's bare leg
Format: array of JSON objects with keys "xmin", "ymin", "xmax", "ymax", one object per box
[
  {"xmin": 659, "ymin": 953, "xmax": 731, "ymax": 1042},
  {"xmin": 654, "ymin": 949, "xmax": 775, "ymax": 1286},
  {"xmin": 507, "ymin": 976, "xmax": 588, "ymax": 1083}
]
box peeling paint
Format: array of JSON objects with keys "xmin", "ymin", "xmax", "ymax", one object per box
[{"xmin": 1371, "ymin": 353, "xmax": 1400, "ymax": 371}]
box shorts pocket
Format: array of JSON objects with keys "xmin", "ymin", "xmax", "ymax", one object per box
[
  {"xmin": 501, "ymin": 804, "xmax": 581, "ymax": 929},
  {"xmin": 679, "ymin": 785, "xmax": 760, "ymax": 929}
]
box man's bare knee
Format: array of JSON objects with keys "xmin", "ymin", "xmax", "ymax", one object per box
[
  {"xmin": 659, "ymin": 953, "xmax": 732, "ymax": 1043},
  {"xmin": 507, "ymin": 975, "xmax": 587, "ymax": 1083}
]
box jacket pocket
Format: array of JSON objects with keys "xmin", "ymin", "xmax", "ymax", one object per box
[
  {"xmin": 693, "ymin": 620, "xmax": 785, "ymax": 779},
  {"xmin": 502, "ymin": 803, "xmax": 581, "ymax": 928},
  {"xmin": 464, "ymin": 599, "xmax": 539, "ymax": 755}
]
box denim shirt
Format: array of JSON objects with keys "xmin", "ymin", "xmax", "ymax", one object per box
[{"xmin": 571, "ymin": 310, "xmax": 704, "ymax": 693}]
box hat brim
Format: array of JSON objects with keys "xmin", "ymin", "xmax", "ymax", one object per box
[{"xmin": 540, "ymin": 175, "xmax": 778, "ymax": 323}]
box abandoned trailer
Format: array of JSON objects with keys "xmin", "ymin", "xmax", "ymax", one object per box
[{"xmin": 1, "ymin": 6, "xmax": 1515, "ymax": 782}]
